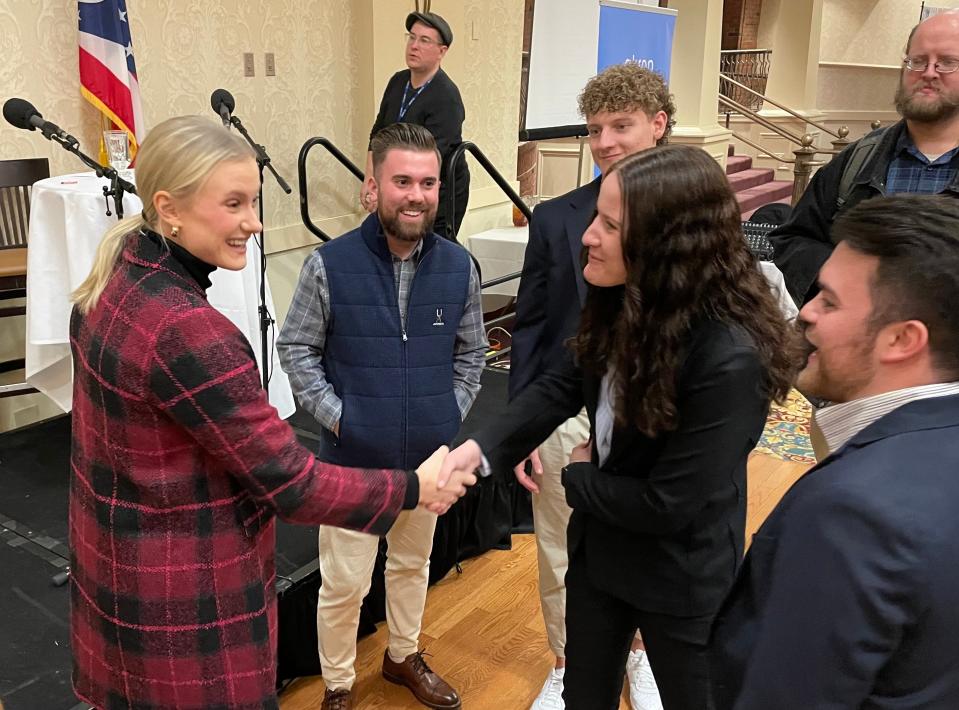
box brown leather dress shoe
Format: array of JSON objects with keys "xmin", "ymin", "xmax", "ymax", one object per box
[
  {"xmin": 321, "ymin": 687, "xmax": 352, "ymax": 710},
  {"xmin": 382, "ymin": 649, "xmax": 462, "ymax": 709}
]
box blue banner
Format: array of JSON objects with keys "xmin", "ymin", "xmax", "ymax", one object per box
[{"xmin": 597, "ymin": 2, "xmax": 677, "ymax": 81}]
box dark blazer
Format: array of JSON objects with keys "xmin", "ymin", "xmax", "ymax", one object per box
[
  {"xmin": 711, "ymin": 393, "xmax": 959, "ymax": 710},
  {"xmin": 479, "ymin": 319, "xmax": 769, "ymax": 617},
  {"xmin": 508, "ymin": 179, "xmax": 598, "ymax": 400}
]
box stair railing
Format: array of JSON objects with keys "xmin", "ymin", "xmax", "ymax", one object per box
[
  {"xmin": 720, "ymin": 73, "xmax": 853, "ymax": 152},
  {"xmin": 297, "ymin": 137, "xmax": 366, "ymax": 241},
  {"xmin": 716, "ymin": 71, "xmax": 884, "ymax": 204},
  {"xmin": 719, "ymin": 49, "xmax": 772, "ymax": 113}
]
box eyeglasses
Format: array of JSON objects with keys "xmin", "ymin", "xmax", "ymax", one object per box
[
  {"xmin": 903, "ymin": 56, "xmax": 959, "ymax": 73},
  {"xmin": 405, "ymin": 32, "xmax": 443, "ymax": 48}
]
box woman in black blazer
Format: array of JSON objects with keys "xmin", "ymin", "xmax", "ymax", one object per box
[{"xmin": 444, "ymin": 145, "xmax": 797, "ymax": 709}]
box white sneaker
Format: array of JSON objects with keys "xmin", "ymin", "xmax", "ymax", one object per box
[
  {"xmin": 530, "ymin": 667, "xmax": 565, "ymax": 710},
  {"xmin": 626, "ymin": 649, "xmax": 663, "ymax": 710}
]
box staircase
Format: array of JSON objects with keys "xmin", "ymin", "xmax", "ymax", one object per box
[{"xmin": 726, "ymin": 147, "xmax": 792, "ymax": 219}]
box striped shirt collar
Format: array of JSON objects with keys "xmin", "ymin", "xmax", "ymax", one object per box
[{"xmin": 814, "ymin": 382, "xmax": 959, "ymax": 456}]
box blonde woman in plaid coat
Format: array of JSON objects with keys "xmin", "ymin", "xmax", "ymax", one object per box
[{"xmin": 67, "ymin": 116, "xmax": 474, "ymax": 709}]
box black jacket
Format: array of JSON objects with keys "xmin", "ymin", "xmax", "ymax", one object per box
[
  {"xmin": 770, "ymin": 120, "xmax": 959, "ymax": 304},
  {"xmin": 478, "ymin": 319, "xmax": 769, "ymax": 617},
  {"xmin": 508, "ymin": 179, "xmax": 597, "ymax": 400}
]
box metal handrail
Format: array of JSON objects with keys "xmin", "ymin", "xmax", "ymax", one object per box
[
  {"xmin": 297, "ymin": 137, "xmax": 366, "ymax": 242},
  {"xmin": 719, "ymin": 95, "xmax": 806, "ymax": 145},
  {"xmin": 720, "ymin": 73, "xmax": 844, "ymax": 140},
  {"xmin": 719, "ymin": 49, "xmax": 772, "ymax": 112},
  {"xmin": 444, "ymin": 141, "xmax": 531, "ymax": 243},
  {"xmin": 482, "ymin": 270, "xmax": 523, "ymax": 291},
  {"xmin": 731, "ymin": 131, "xmax": 796, "ymax": 164}
]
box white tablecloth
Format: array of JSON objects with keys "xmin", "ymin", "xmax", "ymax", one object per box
[
  {"xmin": 466, "ymin": 225, "xmax": 800, "ymax": 320},
  {"xmin": 25, "ymin": 172, "xmax": 295, "ymax": 418}
]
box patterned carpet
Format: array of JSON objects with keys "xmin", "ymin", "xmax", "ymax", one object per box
[{"xmin": 755, "ymin": 388, "xmax": 816, "ymax": 464}]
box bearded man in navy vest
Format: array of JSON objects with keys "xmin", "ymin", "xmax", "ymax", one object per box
[{"xmin": 278, "ymin": 123, "xmax": 486, "ymax": 710}]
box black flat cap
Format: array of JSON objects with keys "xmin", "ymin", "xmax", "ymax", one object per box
[{"xmin": 406, "ymin": 12, "xmax": 453, "ymax": 46}]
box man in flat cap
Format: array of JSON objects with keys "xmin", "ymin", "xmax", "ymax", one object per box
[{"xmin": 361, "ymin": 11, "xmax": 470, "ymax": 238}]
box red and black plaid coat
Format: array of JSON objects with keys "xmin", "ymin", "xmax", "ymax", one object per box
[{"xmin": 69, "ymin": 231, "xmax": 410, "ymax": 709}]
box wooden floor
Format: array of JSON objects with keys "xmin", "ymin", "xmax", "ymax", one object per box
[{"xmin": 279, "ymin": 452, "xmax": 810, "ymax": 710}]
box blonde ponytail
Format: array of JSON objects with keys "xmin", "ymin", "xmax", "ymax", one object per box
[
  {"xmin": 69, "ymin": 115, "xmax": 254, "ymax": 314},
  {"xmin": 71, "ymin": 215, "xmax": 144, "ymax": 314}
]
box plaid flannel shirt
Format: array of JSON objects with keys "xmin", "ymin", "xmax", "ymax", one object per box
[
  {"xmin": 69, "ymin": 231, "xmax": 410, "ymax": 709},
  {"xmin": 886, "ymin": 130, "xmax": 959, "ymax": 195}
]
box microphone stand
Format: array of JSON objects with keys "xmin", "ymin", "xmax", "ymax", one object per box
[
  {"xmin": 45, "ymin": 131, "xmax": 136, "ymax": 219},
  {"xmin": 228, "ymin": 113, "xmax": 292, "ymax": 391}
]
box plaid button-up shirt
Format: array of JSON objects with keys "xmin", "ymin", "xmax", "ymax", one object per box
[{"xmin": 886, "ymin": 130, "xmax": 959, "ymax": 195}]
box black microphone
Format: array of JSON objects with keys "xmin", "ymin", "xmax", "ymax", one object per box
[
  {"xmin": 3, "ymin": 97, "xmax": 79, "ymax": 145},
  {"xmin": 210, "ymin": 88, "xmax": 235, "ymax": 129}
]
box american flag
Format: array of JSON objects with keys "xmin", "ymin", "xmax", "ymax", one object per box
[{"xmin": 78, "ymin": 0, "xmax": 144, "ymax": 156}]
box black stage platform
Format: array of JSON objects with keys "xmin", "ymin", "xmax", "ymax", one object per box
[{"xmin": 0, "ymin": 368, "xmax": 530, "ymax": 709}]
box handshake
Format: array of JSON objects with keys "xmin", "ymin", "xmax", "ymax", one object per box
[{"xmin": 413, "ymin": 439, "xmax": 485, "ymax": 515}]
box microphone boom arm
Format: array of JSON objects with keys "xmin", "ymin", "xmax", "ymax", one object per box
[
  {"xmin": 49, "ymin": 131, "xmax": 137, "ymax": 220},
  {"xmin": 229, "ymin": 115, "xmax": 291, "ymax": 194}
]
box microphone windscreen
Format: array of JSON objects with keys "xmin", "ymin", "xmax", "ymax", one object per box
[
  {"xmin": 3, "ymin": 98, "xmax": 39, "ymax": 130},
  {"xmin": 210, "ymin": 88, "xmax": 235, "ymax": 114}
]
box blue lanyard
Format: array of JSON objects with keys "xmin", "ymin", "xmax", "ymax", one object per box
[{"xmin": 398, "ymin": 79, "xmax": 431, "ymax": 120}]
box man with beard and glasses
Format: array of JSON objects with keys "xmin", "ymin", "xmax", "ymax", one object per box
[
  {"xmin": 771, "ymin": 10, "xmax": 959, "ymax": 306},
  {"xmin": 278, "ymin": 123, "xmax": 486, "ymax": 710},
  {"xmin": 711, "ymin": 194, "xmax": 959, "ymax": 710}
]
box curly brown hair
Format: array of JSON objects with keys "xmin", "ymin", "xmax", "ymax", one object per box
[
  {"xmin": 578, "ymin": 62, "xmax": 676, "ymax": 144},
  {"xmin": 572, "ymin": 145, "xmax": 799, "ymax": 437}
]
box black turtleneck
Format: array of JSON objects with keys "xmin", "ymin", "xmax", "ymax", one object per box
[{"xmin": 142, "ymin": 228, "xmax": 216, "ymax": 291}]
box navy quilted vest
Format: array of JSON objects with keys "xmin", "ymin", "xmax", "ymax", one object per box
[{"xmin": 317, "ymin": 214, "xmax": 471, "ymax": 470}]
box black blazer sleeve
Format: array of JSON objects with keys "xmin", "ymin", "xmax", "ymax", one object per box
[
  {"xmin": 474, "ymin": 353, "xmax": 585, "ymax": 470},
  {"xmin": 562, "ymin": 340, "xmax": 766, "ymax": 535},
  {"xmin": 508, "ymin": 206, "xmax": 550, "ymax": 400}
]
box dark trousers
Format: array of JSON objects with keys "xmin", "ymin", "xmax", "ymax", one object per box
[{"xmin": 564, "ymin": 549, "xmax": 714, "ymax": 710}]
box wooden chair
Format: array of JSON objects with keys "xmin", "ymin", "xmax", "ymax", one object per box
[{"xmin": 0, "ymin": 157, "xmax": 50, "ymax": 397}]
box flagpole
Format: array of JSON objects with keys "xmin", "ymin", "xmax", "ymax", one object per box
[{"xmin": 98, "ymin": 114, "xmax": 110, "ymax": 167}]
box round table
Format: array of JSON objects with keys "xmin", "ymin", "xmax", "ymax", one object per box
[{"xmin": 25, "ymin": 171, "xmax": 295, "ymax": 417}]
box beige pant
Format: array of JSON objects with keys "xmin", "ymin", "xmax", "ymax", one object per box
[
  {"xmin": 317, "ymin": 506, "xmax": 437, "ymax": 691},
  {"xmin": 532, "ymin": 409, "xmax": 590, "ymax": 658}
]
